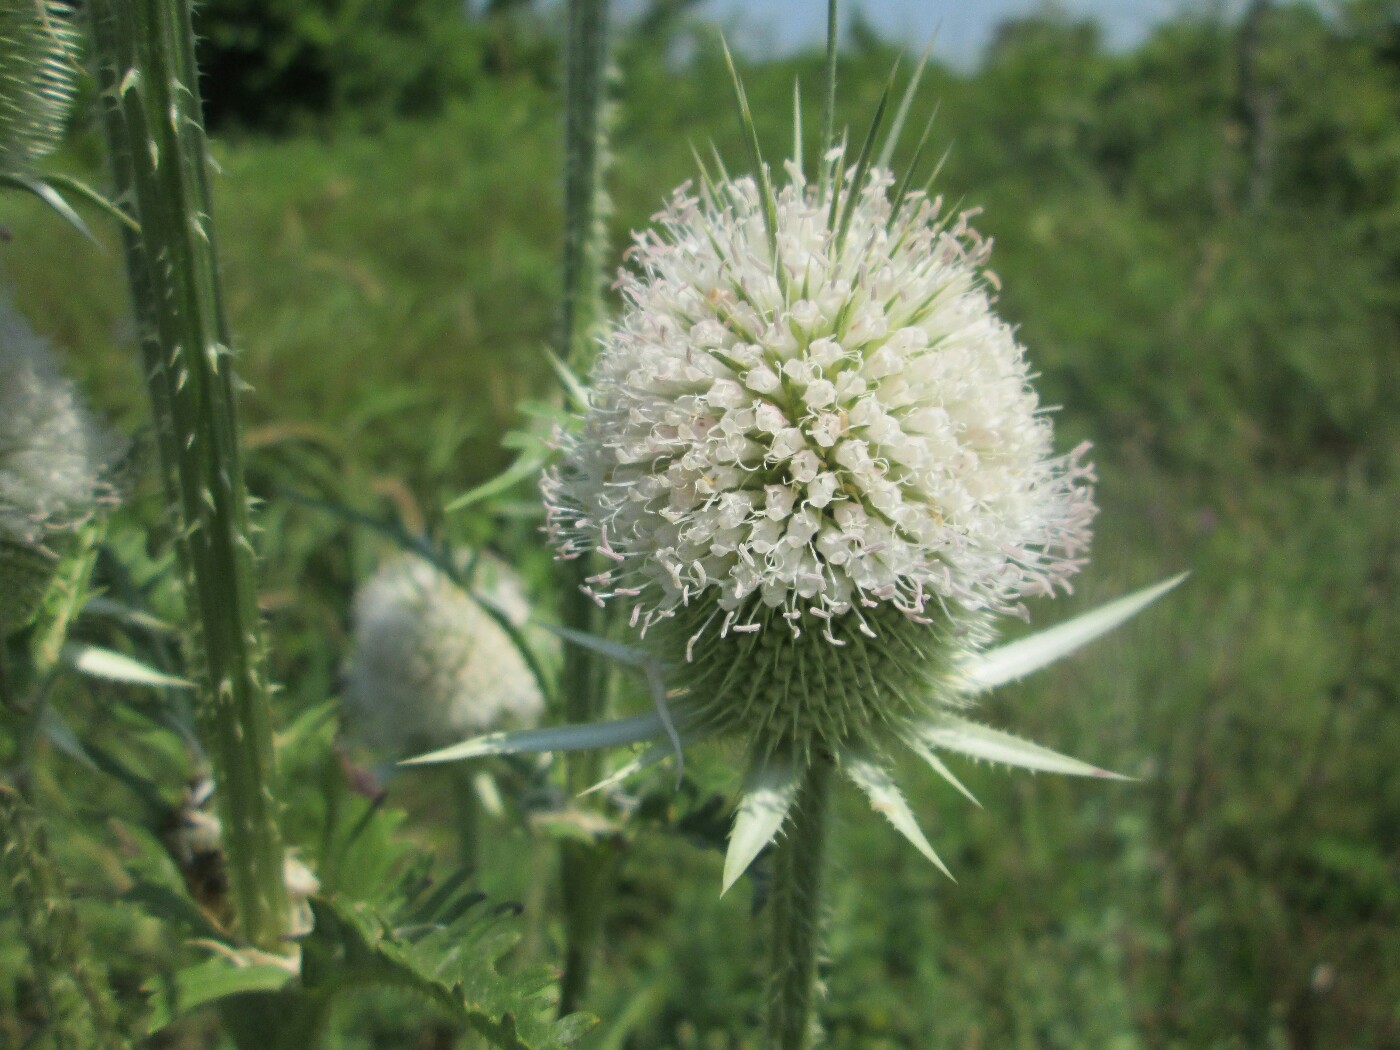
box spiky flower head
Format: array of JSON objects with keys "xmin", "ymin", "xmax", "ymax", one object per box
[
  {"xmin": 342, "ymin": 553, "xmax": 545, "ymax": 758},
  {"xmin": 0, "ymin": 0, "xmax": 81, "ymax": 170},
  {"xmin": 0, "ymin": 294, "xmax": 120, "ymax": 547},
  {"xmin": 545, "ymin": 144, "xmax": 1095, "ymax": 761},
  {"xmin": 420, "ymin": 99, "xmax": 1177, "ymax": 891}
]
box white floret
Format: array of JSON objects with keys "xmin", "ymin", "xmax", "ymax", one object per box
[{"xmin": 545, "ymin": 157, "xmax": 1096, "ymax": 645}]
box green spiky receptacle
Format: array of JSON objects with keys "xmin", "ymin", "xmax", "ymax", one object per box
[
  {"xmin": 0, "ymin": 0, "xmax": 80, "ymax": 169},
  {"xmin": 664, "ymin": 599, "xmax": 983, "ymax": 768}
]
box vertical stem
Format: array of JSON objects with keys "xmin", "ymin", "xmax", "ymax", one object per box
[
  {"xmin": 560, "ymin": 0, "xmax": 611, "ymax": 373},
  {"xmin": 13, "ymin": 522, "xmax": 103, "ymax": 795},
  {"xmin": 766, "ymin": 756, "xmax": 834, "ymax": 1050},
  {"xmin": 1, "ymin": 786, "xmax": 131, "ymax": 1049},
  {"xmin": 557, "ymin": 0, "xmax": 613, "ymax": 1017},
  {"xmin": 86, "ymin": 0, "xmax": 288, "ymax": 949},
  {"xmin": 820, "ymin": 0, "xmax": 839, "ymax": 156},
  {"xmin": 450, "ymin": 767, "xmax": 480, "ymax": 872}
]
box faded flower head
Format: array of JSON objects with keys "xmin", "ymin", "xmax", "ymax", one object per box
[
  {"xmin": 342, "ymin": 553, "xmax": 545, "ymax": 757},
  {"xmin": 0, "ymin": 294, "xmax": 121, "ymax": 547},
  {"xmin": 546, "ymin": 155, "xmax": 1095, "ymax": 647}
]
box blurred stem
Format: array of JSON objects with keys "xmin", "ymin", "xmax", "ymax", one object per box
[
  {"xmin": 766, "ymin": 756, "xmax": 833, "ymax": 1050},
  {"xmin": 821, "ymin": 0, "xmax": 839, "ymax": 155},
  {"xmin": 87, "ymin": 0, "xmax": 288, "ymax": 950},
  {"xmin": 561, "ymin": 0, "xmax": 611, "ymax": 372},
  {"xmin": 557, "ymin": 0, "xmax": 613, "ymax": 1017},
  {"xmin": 14, "ymin": 521, "xmax": 103, "ymax": 795},
  {"xmin": 0, "ymin": 786, "xmax": 131, "ymax": 1049},
  {"xmin": 450, "ymin": 766, "xmax": 480, "ymax": 872}
]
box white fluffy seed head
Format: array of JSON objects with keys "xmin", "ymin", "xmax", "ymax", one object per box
[
  {"xmin": 341, "ymin": 554, "xmax": 545, "ymax": 757},
  {"xmin": 545, "ymin": 154, "xmax": 1096, "ymax": 645},
  {"xmin": 0, "ymin": 295, "xmax": 121, "ymax": 547}
]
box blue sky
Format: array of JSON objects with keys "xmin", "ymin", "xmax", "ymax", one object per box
[{"xmin": 698, "ymin": 0, "xmax": 1232, "ymax": 65}]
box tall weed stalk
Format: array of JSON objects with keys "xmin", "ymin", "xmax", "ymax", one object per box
[
  {"xmin": 558, "ymin": 0, "xmax": 614, "ymax": 1016},
  {"xmin": 86, "ymin": 0, "xmax": 288, "ymax": 950}
]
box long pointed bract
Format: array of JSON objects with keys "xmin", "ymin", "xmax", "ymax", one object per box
[
  {"xmin": 842, "ymin": 753, "xmax": 954, "ymax": 879},
  {"xmin": 722, "ymin": 754, "xmax": 803, "ymax": 895},
  {"xmin": 918, "ymin": 716, "xmax": 1130, "ymax": 780},
  {"xmin": 960, "ymin": 574, "xmax": 1188, "ymax": 694}
]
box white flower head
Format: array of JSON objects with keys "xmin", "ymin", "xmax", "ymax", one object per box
[
  {"xmin": 342, "ymin": 553, "xmax": 545, "ymax": 757},
  {"xmin": 0, "ymin": 295, "xmax": 121, "ymax": 547},
  {"xmin": 411, "ymin": 107, "xmax": 1178, "ymax": 892},
  {"xmin": 545, "ymin": 152, "xmax": 1095, "ymax": 653}
]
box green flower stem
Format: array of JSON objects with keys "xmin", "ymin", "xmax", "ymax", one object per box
[
  {"xmin": 766, "ymin": 755, "xmax": 834, "ymax": 1050},
  {"xmin": 87, "ymin": 0, "xmax": 288, "ymax": 950},
  {"xmin": 557, "ymin": 0, "xmax": 613, "ymax": 1017},
  {"xmin": 450, "ymin": 766, "xmax": 480, "ymax": 872},
  {"xmin": 561, "ymin": 0, "xmax": 611, "ymax": 372}
]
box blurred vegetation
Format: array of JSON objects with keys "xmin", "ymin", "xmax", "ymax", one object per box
[{"xmin": 4, "ymin": 0, "xmax": 1399, "ymax": 1047}]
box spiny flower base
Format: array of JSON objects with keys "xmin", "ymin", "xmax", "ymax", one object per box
[{"xmin": 661, "ymin": 600, "xmax": 979, "ymax": 766}]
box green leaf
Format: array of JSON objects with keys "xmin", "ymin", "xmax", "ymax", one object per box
[
  {"xmin": 444, "ymin": 449, "xmax": 546, "ymax": 513},
  {"xmin": 62, "ymin": 642, "xmax": 193, "ymax": 688},
  {"xmin": 144, "ymin": 958, "xmax": 294, "ymax": 1034},
  {"xmin": 0, "ymin": 172, "xmax": 98, "ymax": 243},
  {"xmin": 722, "ymin": 753, "xmax": 801, "ymax": 895},
  {"xmin": 401, "ymin": 711, "xmax": 670, "ymax": 766},
  {"xmin": 960, "ymin": 574, "xmax": 1187, "ymax": 694},
  {"xmin": 298, "ymin": 897, "xmax": 592, "ymax": 1049},
  {"xmin": 147, "ymin": 895, "xmax": 592, "ymax": 1049},
  {"xmin": 0, "ymin": 536, "xmax": 54, "ymax": 636}
]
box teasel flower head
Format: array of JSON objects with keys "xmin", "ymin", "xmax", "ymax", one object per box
[
  {"xmin": 414, "ymin": 84, "xmax": 1181, "ymax": 890},
  {"xmin": 343, "ymin": 553, "xmax": 546, "ymax": 758},
  {"xmin": 0, "ymin": 294, "xmax": 121, "ymax": 548},
  {"xmin": 0, "ymin": 0, "xmax": 81, "ymax": 170}
]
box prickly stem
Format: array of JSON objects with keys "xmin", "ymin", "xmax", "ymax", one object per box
[{"xmin": 86, "ymin": 0, "xmax": 288, "ymax": 950}]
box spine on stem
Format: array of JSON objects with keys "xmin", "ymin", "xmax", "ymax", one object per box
[{"xmin": 86, "ymin": 0, "xmax": 288, "ymax": 950}]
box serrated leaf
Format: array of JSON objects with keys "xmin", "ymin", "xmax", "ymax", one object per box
[
  {"xmin": 842, "ymin": 753, "xmax": 953, "ymax": 880},
  {"xmin": 402, "ymin": 711, "xmax": 669, "ymax": 767},
  {"xmin": 61, "ymin": 641, "xmax": 192, "ymax": 688},
  {"xmin": 299, "ymin": 897, "xmax": 592, "ymax": 1049},
  {"xmin": 917, "ymin": 717, "xmax": 1129, "ymax": 780},
  {"xmin": 144, "ymin": 958, "xmax": 294, "ymax": 1034},
  {"xmin": 960, "ymin": 574, "xmax": 1187, "ymax": 694},
  {"xmin": 722, "ymin": 754, "xmax": 801, "ymax": 895}
]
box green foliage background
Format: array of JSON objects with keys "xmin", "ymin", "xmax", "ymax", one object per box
[{"xmin": 4, "ymin": 1, "xmax": 1399, "ymax": 1047}]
